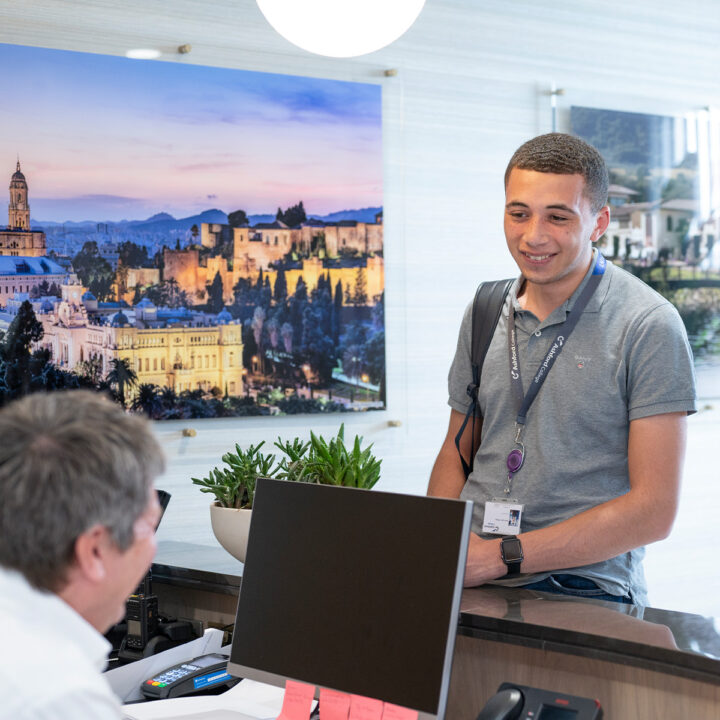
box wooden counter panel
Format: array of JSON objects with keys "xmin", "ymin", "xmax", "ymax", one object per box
[
  {"xmin": 446, "ymin": 634, "xmax": 720, "ymax": 720},
  {"xmin": 154, "ymin": 580, "xmax": 238, "ymax": 630}
]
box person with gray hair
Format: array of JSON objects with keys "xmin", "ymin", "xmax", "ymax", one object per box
[
  {"xmin": 429, "ymin": 133, "xmax": 695, "ymax": 605},
  {"xmin": 0, "ymin": 390, "xmax": 165, "ymax": 719}
]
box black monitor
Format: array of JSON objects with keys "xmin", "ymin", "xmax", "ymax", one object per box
[{"xmin": 227, "ymin": 478, "xmax": 472, "ymax": 720}]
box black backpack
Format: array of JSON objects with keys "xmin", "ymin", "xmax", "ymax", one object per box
[{"xmin": 454, "ymin": 279, "xmax": 513, "ymax": 479}]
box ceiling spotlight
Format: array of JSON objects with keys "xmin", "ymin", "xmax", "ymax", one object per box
[
  {"xmin": 256, "ymin": 0, "xmax": 426, "ymax": 58},
  {"xmin": 125, "ymin": 48, "xmax": 162, "ymax": 60}
]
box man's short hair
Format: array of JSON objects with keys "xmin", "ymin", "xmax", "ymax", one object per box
[
  {"xmin": 504, "ymin": 133, "xmax": 609, "ymax": 212},
  {"xmin": 0, "ymin": 391, "xmax": 165, "ymax": 592}
]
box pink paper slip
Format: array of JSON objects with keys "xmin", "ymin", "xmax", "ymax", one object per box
[
  {"xmin": 381, "ymin": 703, "xmax": 419, "ymax": 720},
  {"xmin": 277, "ymin": 679, "xmax": 316, "ymax": 720},
  {"xmin": 319, "ymin": 688, "xmax": 351, "ymax": 720},
  {"xmin": 349, "ymin": 695, "xmax": 384, "ymax": 720}
]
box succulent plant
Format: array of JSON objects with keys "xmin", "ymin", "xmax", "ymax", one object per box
[{"xmin": 192, "ymin": 425, "xmax": 381, "ymax": 508}]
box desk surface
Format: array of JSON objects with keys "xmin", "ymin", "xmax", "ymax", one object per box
[{"xmin": 153, "ymin": 540, "xmax": 720, "ymax": 685}]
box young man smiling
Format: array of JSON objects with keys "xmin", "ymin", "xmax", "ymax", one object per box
[{"xmin": 428, "ymin": 133, "xmax": 696, "ymax": 605}]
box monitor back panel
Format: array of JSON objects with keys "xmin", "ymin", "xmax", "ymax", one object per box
[{"xmin": 228, "ymin": 479, "xmax": 472, "ymax": 719}]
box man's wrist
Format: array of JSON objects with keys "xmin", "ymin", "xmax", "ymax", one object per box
[{"xmin": 465, "ymin": 534, "xmax": 508, "ymax": 586}]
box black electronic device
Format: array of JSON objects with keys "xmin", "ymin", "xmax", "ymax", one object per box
[
  {"xmin": 141, "ymin": 653, "xmax": 236, "ymax": 699},
  {"xmin": 117, "ymin": 618, "xmax": 199, "ymax": 664},
  {"xmin": 133, "ymin": 572, "xmax": 153, "ymax": 598},
  {"xmin": 117, "ymin": 488, "xmax": 173, "ymax": 659},
  {"xmin": 227, "ymin": 478, "xmax": 473, "ymax": 720},
  {"xmin": 156, "ymin": 489, "xmax": 171, "ymax": 519},
  {"xmin": 476, "ymin": 683, "xmax": 602, "ymax": 720},
  {"xmin": 476, "ymin": 688, "xmax": 523, "ymax": 720},
  {"xmin": 125, "ymin": 594, "xmax": 159, "ymax": 650}
]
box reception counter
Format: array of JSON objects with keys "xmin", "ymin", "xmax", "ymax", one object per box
[
  {"xmin": 151, "ymin": 541, "xmax": 720, "ymax": 718},
  {"xmin": 449, "ymin": 587, "xmax": 720, "ymax": 718}
]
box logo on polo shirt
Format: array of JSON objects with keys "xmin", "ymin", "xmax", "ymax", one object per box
[{"xmin": 574, "ymin": 354, "xmax": 591, "ymax": 369}]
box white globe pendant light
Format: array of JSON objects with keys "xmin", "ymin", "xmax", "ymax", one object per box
[{"xmin": 256, "ymin": 0, "xmax": 426, "ymax": 58}]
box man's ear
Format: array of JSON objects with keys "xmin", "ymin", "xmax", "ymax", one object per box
[
  {"xmin": 72, "ymin": 524, "xmax": 110, "ymax": 584},
  {"xmin": 592, "ymin": 205, "xmax": 611, "ymax": 241}
]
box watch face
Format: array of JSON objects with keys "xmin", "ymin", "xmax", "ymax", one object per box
[{"xmin": 502, "ymin": 538, "xmax": 523, "ymax": 562}]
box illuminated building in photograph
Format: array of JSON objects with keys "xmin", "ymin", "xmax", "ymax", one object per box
[{"xmin": 14, "ymin": 281, "xmax": 245, "ymax": 396}]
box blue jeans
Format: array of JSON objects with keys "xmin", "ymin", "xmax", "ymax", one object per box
[{"xmin": 521, "ymin": 574, "xmax": 633, "ymax": 604}]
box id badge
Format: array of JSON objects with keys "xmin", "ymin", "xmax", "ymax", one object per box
[{"xmin": 482, "ymin": 499, "xmax": 524, "ymax": 535}]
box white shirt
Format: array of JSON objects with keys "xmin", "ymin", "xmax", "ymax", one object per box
[{"xmin": 0, "ymin": 566, "xmax": 122, "ymax": 720}]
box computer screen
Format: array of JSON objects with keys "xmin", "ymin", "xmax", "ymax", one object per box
[{"xmin": 227, "ymin": 478, "xmax": 472, "ymax": 720}]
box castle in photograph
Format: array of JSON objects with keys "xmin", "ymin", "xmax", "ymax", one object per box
[
  {"xmin": 130, "ymin": 213, "xmax": 385, "ymax": 307},
  {"xmin": 0, "ymin": 161, "xmax": 47, "ymax": 257}
]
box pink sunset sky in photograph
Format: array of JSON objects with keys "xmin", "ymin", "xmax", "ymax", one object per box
[{"xmin": 0, "ymin": 43, "xmax": 382, "ymax": 223}]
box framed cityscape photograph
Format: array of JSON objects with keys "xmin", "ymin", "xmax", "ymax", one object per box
[
  {"xmin": 571, "ymin": 105, "xmax": 720, "ymax": 399},
  {"xmin": 0, "ymin": 43, "xmax": 385, "ymax": 419}
]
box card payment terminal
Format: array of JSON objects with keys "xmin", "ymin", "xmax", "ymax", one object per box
[
  {"xmin": 476, "ymin": 683, "xmax": 602, "ymax": 719},
  {"xmin": 141, "ymin": 653, "xmax": 238, "ymax": 699}
]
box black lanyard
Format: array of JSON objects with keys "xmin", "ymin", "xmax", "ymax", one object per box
[{"xmin": 503, "ymin": 252, "xmax": 606, "ymax": 491}]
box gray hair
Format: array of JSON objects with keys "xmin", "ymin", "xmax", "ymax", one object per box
[
  {"xmin": 504, "ymin": 133, "xmax": 609, "ymax": 212},
  {"xmin": 0, "ymin": 391, "xmax": 165, "ymax": 591}
]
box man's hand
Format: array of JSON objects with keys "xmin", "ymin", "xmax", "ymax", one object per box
[{"xmin": 464, "ymin": 533, "xmax": 505, "ymax": 587}]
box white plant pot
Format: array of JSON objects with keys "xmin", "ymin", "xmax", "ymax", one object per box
[{"xmin": 209, "ymin": 503, "xmax": 252, "ymax": 563}]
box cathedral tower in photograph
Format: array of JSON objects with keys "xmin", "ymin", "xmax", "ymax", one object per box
[{"xmin": 0, "ymin": 160, "xmax": 46, "ymax": 257}]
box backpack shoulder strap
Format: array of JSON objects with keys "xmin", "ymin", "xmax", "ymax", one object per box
[
  {"xmin": 471, "ymin": 279, "xmax": 514, "ymax": 370},
  {"xmin": 454, "ymin": 278, "xmax": 513, "ymax": 479}
]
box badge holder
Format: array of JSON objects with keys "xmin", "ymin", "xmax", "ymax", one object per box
[{"xmin": 483, "ymin": 431, "xmax": 525, "ymax": 535}]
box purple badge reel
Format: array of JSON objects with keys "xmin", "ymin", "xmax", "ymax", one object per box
[{"xmin": 507, "ymin": 448, "xmax": 524, "ymax": 475}]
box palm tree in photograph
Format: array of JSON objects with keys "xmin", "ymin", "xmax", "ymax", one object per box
[
  {"xmin": 159, "ymin": 385, "xmax": 178, "ymax": 407},
  {"xmin": 132, "ymin": 383, "xmax": 163, "ymax": 418},
  {"xmin": 106, "ymin": 357, "xmax": 138, "ymax": 408}
]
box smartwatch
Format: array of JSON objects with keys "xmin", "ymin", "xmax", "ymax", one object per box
[{"xmin": 500, "ymin": 536, "xmax": 523, "ymax": 576}]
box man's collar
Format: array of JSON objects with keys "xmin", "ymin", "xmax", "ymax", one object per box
[
  {"xmin": 0, "ymin": 565, "xmax": 112, "ymax": 672},
  {"xmin": 564, "ymin": 248, "xmax": 611, "ymax": 315}
]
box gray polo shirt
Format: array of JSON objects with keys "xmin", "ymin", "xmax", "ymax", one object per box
[{"xmin": 448, "ymin": 254, "xmax": 696, "ymax": 604}]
